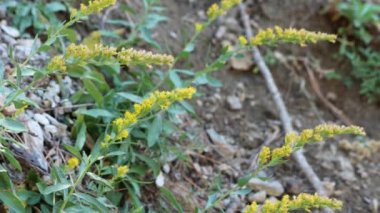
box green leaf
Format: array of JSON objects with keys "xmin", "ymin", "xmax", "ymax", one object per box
[
  {"xmin": 63, "ymin": 144, "xmax": 82, "ymax": 159},
  {"xmin": 41, "ymin": 183, "xmax": 71, "ymax": 195},
  {"xmin": 83, "ymin": 79, "xmax": 104, "ymax": 105},
  {"xmin": 76, "ymin": 108, "xmax": 115, "ymax": 118},
  {"xmin": 86, "ymin": 172, "xmax": 113, "ymax": 188},
  {"xmin": 61, "ymin": 28, "xmax": 77, "ymax": 43},
  {"xmin": 45, "ymin": 2, "xmax": 66, "ymax": 12},
  {"xmin": 117, "ymin": 92, "xmax": 143, "ymax": 103},
  {"xmin": 1, "ymin": 148, "xmax": 22, "ymax": 171},
  {"xmin": 0, "ymin": 118, "xmax": 26, "ymax": 133},
  {"xmin": 75, "ymin": 123, "xmax": 86, "ymax": 150},
  {"xmin": 0, "ymin": 167, "xmax": 26, "ymax": 212},
  {"xmin": 160, "ymin": 187, "xmax": 184, "ymax": 213},
  {"xmin": 74, "ymin": 193, "xmax": 108, "ymax": 212},
  {"xmin": 169, "ymin": 70, "xmax": 183, "ymax": 88},
  {"xmin": 205, "ymin": 193, "xmax": 218, "ymax": 209},
  {"xmin": 147, "ymin": 115, "xmax": 162, "ymax": 147}
]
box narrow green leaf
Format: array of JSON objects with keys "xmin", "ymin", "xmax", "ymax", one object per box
[
  {"xmin": 160, "ymin": 187, "xmax": 184, "ymax": 213},
  {"xmin": 42, "ymin": 183, "xmax": 71, "ymax": 195},
  {"xmin": 117, "ymin": 92, "xmax": 143, "ymax": 103},
  {"xmin": 83, "ymin": 79, "xmax": 103, "ymax": 105},
  {"xmin": 147, "ymin": 115, "xmax": 162, "ymax": 147},
  {"xmin": 75, "ymin": 123, "xmax": 86, "ymax": 150},
  {"xmin": 76, "ymin": 108, "xmax": 114, "ymax": 118},
  {"xmin": 1, "ymin": 148, "xmax": 22, "ymax": 171},
  {"xmin": 63, "ymin": 144, "xmax": 82, "ymax": 159},
  {"xmin": 0, "ymin": 118, "xmax": 26, "ymax": 133},
  {"xmin": 74, "ymin": 193, "xmax": 108, "ymax": 212}
]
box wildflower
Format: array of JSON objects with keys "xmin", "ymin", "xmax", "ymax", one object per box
[
  {"xmin": 239, "ymin": 36, "xmax": 248, "ymax": 45},
  {"xmin": 299, "ymin": 129, "xmax": 314, "ymax": 142},
  {"xmin": 47, "ymin": 56, "xmax": 67, "ymax": 72},
  {"xmin": 206, "ymin": 0, "xmax": 241, "ymax": 20},
  {"xmin": 117, "ymin": 48, "xmax": 174, "ymax": 66},
  {"xmin": 259, "ymin": 146, "xmax": 271, "ymax": 165},
  {"xmin": 117, "ymin": 165, "xmax": 129, "ymax": 177},
  {"xmin": 67, "ymin": 157, "xmax": 79, "ymax": 169},
  {"xmin": 112, "ymin": 87, "xmax": 196, "ymax": 140},
  {"xmin": 271, "ymin": 145, "xmax": 292, "ymax": 160},
  {"xmin": 195, "ymin": 22, "xmax": 204, "ymax": 33},
  {"xmin": 284, "ymin": 131, "xmax": 298, "ymax": 145},
  {"xmin": 244, "ymin": 193, "xmax": 342, "ymax": 213},
  {"xmin": 250, "ymin": 26, "xmax": 337, "ymax": 46},
  {"xmin": 79, "ymin": 0, "xmax": 116, "ymax": 16},
  {"xmin": 243, "ymin": 201, "xmax": 258, "ymax": 213},
  {"xmin": 66, "ymin": 44, "xmax": 92, "ymax": 60}
]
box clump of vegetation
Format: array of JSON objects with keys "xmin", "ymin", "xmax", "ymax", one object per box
[
  {"xmin": 328, "ymin": 0, "xmax": 380, "ymax": 102},
  {"xmin": 0, "ymin": 0, "xmax": 366, "ymax": 212}
]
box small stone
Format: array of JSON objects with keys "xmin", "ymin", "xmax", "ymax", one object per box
[
  {"xmin": 227, "ymin": 95, "xmax": 242, "ymax": 110},
  {"xmin": 224, "ymin": 18, "xmax": 240, "ymax": 32},
  {"xmin": 248, "ymin": 190, "xmax": 267, "ymax": 203},
  {"xmin": 284, "ymin": 177, "xmax": 305, "ymax": 194},
  {"xmin": 215, "ymin": 26, "xmax": 227, "ymax": 39},
  {"xmin": 155, "ymin": 172, "xmax": 165, "ymax": 187},
  {"xmin": 327, "ymin": 92, "xmax": 337, "ymax": 101},
  {"xmin": 1, "ymin": 24, "xmax": 20, "ymax": 38},
  {"xmin": 45, "ymin": 125, "xmax": 58, "ymax": 135},
  {"xmin": 230, "ymin": 52, "xmax": 253, "ymax": 71},
  {"xmin": 248, "ymin": 178, "xmax": 284, "ymax": 196},
  {"xmin": 33, "ymin": 113, "xmax": 50, "ymax": 126},
  {"xmin": 163, "ymin": 163, "xmax": 170, "ymax": 174}
]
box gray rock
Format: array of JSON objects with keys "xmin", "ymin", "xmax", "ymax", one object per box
[
  {"xmin": 215, "ymin": 26, "xmax": 227, "ymax": 39},
  {"xmin": 227, "ymin": 95, "xmax": 242, "ymax": 110},
  {"xmin": 248, "ymin": 190, "xmax": 267, "ymax": 203},
  {"xmin": 248, "ymin": 178, "xmax": 284, "ymax": 196},
  {"xmin": 33, "ymin": 113, "xmax": 50, "ymax": 126},
  {"xmin": 1, "ymin": 24, "xmax": 20, "ymax": 38}
]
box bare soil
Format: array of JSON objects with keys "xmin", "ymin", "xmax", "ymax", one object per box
[{"xmin": 158, "ymin": 0, "xmax": 380, "ymax": 212}]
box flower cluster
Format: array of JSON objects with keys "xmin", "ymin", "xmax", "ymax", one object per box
[
  {"xmin": 66, "ymin": 43, "xmax": 117, "ymax": 60},
  {"xmin": 207, "ymin": 0, "xmax": 241, "ymax": 20},
  {"xmin": 117, "ymin": 165, "xmax": 129, "ymax": 177},
  {"xmin": 112, "ymin": 87, "xmax": 196, "ymax": 141},
  {"xmin": 117, "ymin": 48, "xmax": 174, "ymax": 66},
  {"xmin": 67, "ymin": 157, "xmax": 80, "ymax": 170},
  {"xmin": 244, "ymin": 193, "xmax": 342, "ymax": 213},
  {"xmin": 259, "ymin": 124, "xmax": 365, "ymax": 165},
  {"xmin": 47, "ymin": 56, "xmax": 67, "ymax": 72},
  {"xmin": 75, "ymin": 0, "xmax": 116, "ymax": 16},
  {"xmin": 248, "ymin": 26, "xmax": 337, "ymax": 46}
]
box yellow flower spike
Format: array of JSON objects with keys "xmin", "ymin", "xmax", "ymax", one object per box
[
  {"xmin": 279, "ymin": 195, "xmax": 290, "ymax": 213},
  {"xmin": 47, "ymin": 56, "xmax": 67, "ymax": 72},
  {"xmin": 284, "ymin": 131, "xmax": 298, "ymax": 145},
  {"xmin": 117, "ymin": 165, "xmax": 129, "ymax": 177},
  {"xmin": 116, "ymin": 130, "xmax": 129, "ymax": 141},
  {"xmin": 300, "ymin": 129, "xmax": 314, "ymax": 142},
  {"xmin": 250, "ymin": 26, "xmax": 337, "ymax": 46},
  {"xmin": 259, "ymin": 146, "xmax": 271, "ymax": 165},
  {"xmin": 271, "ymin": 145, "xmax": 293, "ymax": 160},
  {"xmin": 206, "ymin": 3, "xmax": 220, "ymax": 19},
  {"xmin": 78, "ymin": 0, "xmax": 116, "ymax": 16},
  {"xmin": 67, "ymin": 157, "xmax": 79, "ymax": 170},
  {"xmin": 117, "ymin": 48, "xmax": 174, "ymax": 66},
  {"xmin": 195, "ymin": 22, "xmax": 204, "ymax": 33},
  {"xmin": 262, "ymin": 200, "xmax": 279, "ymax": 212},
  {"xmin": 239, "ymin": 36, "xmax": 248, "ymax": 46},
  {"xmin": 243, "ymin": 201, "xmax": 258, "ymax": 213}
]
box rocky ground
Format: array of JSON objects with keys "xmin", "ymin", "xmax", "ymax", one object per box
[{"xmin": 0, "ymin": 0, "xmax": 379, "ymax": 212}]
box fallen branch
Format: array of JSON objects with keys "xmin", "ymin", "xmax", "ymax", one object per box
[{"xmin": 238, "ymin": 3, "xmax": 332, "ymax": 211}]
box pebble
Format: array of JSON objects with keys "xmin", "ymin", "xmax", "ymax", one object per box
[
  {"xmin": 248, "ymin": 178, "xmax": 284, "ymax": 196},
  {"xmin": 227, "ymin": 95, "xmax": 242, "ymax": 110},
  {"xmin": 33, "ymin": 113, "xmax": 50, "ymax": 126},
  {"xmin": 230, "ymin": 53, "xmax": 253, "ymax": 71},
  {"xmin": 248, "ymin": 190, "xmax": 267, "ymax": 203},
  {"xmin": 215, "ymin": 26, "xmax": 227, "ymax": 39},
  {"xmin": 0, "ymin": 24, "xmax": 20, "ymax": 38},
  {"xmin": 45, "ymin": 125, "xmax": 58, "ymax": 135}
]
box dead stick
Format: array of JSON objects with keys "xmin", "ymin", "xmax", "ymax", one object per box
[
  {"xmin": 304, "ymin": 61, "xmax": 353, "ymax": 126},
  {"xmin": 238, "ymin": 3, "xmax": 332, "ymax": 211}
]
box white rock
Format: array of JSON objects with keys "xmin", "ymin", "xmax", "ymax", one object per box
[
  {"xmin": 227, "ymin": 95, "xmax": 242, "ymax": 110},
  {"xmin": 248, "ymin": 190, "xmax": 267, "ymax": 203},
  {"xmin": 248, "ymin": 178, "xmax": 284, "ymax": 196},
  {"xmin": 45, "ymin": 125, "xmax": 58, "ymax": 135},
  {"xmin": 155, "ymin": 172, "xmax": 165, "ymax": 187},
  {"xmin": 163, "ymin": 163, "xmax": 171, "ymax": 174},
  {"xmin": 216, "ymin": 26, "xmax": 227, "ymax": 39},
  {"xmin": 33, "ymin": 113, "xmax": 50, "ymax": 126},
  {"xmin": 0, "ymin": 24, "xmax": 20, "ymax": 38}
]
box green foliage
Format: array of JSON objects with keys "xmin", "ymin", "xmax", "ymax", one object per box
[
  {"xmin": 335, "ymin": 0, "xmax": 380, "ymax": 101},
  {"xmin": 0, "ymin": 0, "xmax": 67, "ymax": 34}
]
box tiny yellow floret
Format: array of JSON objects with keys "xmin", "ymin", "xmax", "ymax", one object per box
[
  {"xmin": 259, "ymin": 146, "xmax": 271, "ymax": 165},
  {"xmin": 79, "ymin": 0, "xmax": 116, "ymax": 16},
  {"xmin": 67, "ymin": 157, "xmax": 79, "ymax": 169},
  {"xmin": 117, "ymin": 165, "xmax": 129, "ymax": 177},
  {"xmin": 47, "ymin": 56, "xmax": 67, "ymax": 72}
]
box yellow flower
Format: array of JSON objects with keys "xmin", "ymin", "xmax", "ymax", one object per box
[
  {"xmin": 243, "ymin": 201, "xmax": 258, "ymax": 213},
  {"xmin": 79, "ymin": 0, "xmax": 116, "ymax": 16},
  {"xmin": 117, "ymin": 48, "xmax": 174, "ymax": 66},
  {"xmin": 284, "ymin": 131, "xmax": 298, "ymax": 145},
  {"xmin": 195, "ymin": 22, "xmax": 204, "ymax": 33},
  {"xmin": 271, "ymin": 145, "xmax": 292, "ymax": 160},
  {"xmin": 259, "ymin": 146, "xmax": 271, "ymax": 165},
  {"xmin": 117, "ymin": 165, "xmax": 129, "ymax": 177},
  {"xmin": 47, "ymin": 56, "xmax": 67, "ymax": 72},
  {"xmin": 300, "ymin": 129, "xmax": 314, "ymax": 142},
  {"xmin": 206, "ymin": 3, "xmax": 221, "ymax": 20},
  {"xmin": 289, "ymin": 193, "xmax": 343, "ymax": 211},
  {"xmin": 116, "ymin": 130, "xmax": 129, "ymax": 140},
  {"xmin": 250, "ymin": 26, "xmax": 337, "ymax": 46},
  {"xmin": 67, "ymin": 157, "xmax": 79, "ymax": 169},
  {"xmin": 207, "ymin": 0, "xmax": 241, "ymax": 20},
  {"xmin": 239, "ymin": 36, "xmax": 248, "ymax": 45}
]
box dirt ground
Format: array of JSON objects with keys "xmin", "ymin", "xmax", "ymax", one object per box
[{"xmin": 157, "ymin": 0, "xmax": 380, "ymax": 212}]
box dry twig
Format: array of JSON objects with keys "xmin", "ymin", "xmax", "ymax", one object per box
[{"xmin": 238, "ymin": 3, "xmax": 332, "ymax": 212}]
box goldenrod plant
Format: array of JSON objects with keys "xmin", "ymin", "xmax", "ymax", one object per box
[{"xmin": 0, "ymin": 0, "xmax": 365, "ymax": 212}]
